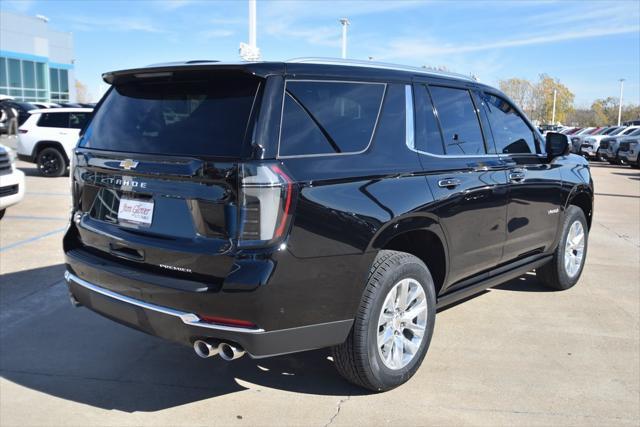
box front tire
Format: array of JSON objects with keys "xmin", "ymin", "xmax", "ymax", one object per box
[
  {"xmin": 37, "ymin": 147, "xmax": 66, "ymax": 177},
  {"xmin": 537, "ymin": 206, "xmax": 588, "ymax": 290},
  {"xmin": 332, "ymin": 250, "xmax": 436, "ymax": 391}
]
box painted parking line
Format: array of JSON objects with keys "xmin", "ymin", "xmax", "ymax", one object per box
[
  {"xmin": 4, "ymin": 215, "xmax": 68, "ymax": 221},
  {"xmin": 0, "ymin": 227, "xmax": 67, "ymax": 253}
]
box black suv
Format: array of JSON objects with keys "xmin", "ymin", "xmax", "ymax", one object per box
[{"xmin": 63, "ymin": 59, "xmax": 593, "ymax": 391}]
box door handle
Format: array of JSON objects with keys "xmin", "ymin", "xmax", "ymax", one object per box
[
  {"xmin": 509, "ymin": 170, "xmax": 526, "ymax": 182},
  {"xmin": 438, "ymin": 178, "xmax": 461, "ymax": 189}
]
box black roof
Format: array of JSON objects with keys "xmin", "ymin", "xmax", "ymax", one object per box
[{"xmin": 102, "ymin": 58, "xmax": 484, "ymax": 87}]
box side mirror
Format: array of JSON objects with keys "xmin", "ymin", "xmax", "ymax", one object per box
[{"xmin": 545, "ymin": 132, "xmax": 570, "ymax": 159}]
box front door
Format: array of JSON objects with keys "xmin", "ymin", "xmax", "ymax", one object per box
[
  {"xmin": 411, "ymin": 83, "xmax": 509, "ymax": 288},
  {"xmin": 476, "ymin": 91, "xmax": 562, "ymax": 262}
]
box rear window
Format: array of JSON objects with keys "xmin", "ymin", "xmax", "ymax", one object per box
[
  {"xmin": 279, "ymin": 80, "xmax": 385, "ymax": 157},
  {"xmin": 80, "ymin": 73, "xmax": 261, "ymax": 158},
  {"xmin": 38, "ymin": 112, "xmax": 70, "ymax": 128}
]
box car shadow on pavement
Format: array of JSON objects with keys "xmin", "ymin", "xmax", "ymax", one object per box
[
  {"xmin": 17, "ymin": 165, "xmax": 41, "ymax": 177},
  {"xmin": 492, "ymin": 271, "xmax": 558, "ymax": 292},
  {"xmin": 611, "ymin": 171, "xmax": 640, "ymax": 181},
  {"xmin": 0, "ymin": 265, "xmax": 366, "ymax": 413},
  {"xmin": 1, "ymin": 266, "xmax": 554, "ymax": 412}
]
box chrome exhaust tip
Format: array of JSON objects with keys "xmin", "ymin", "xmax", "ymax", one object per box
[
  {"xmin": 193, "ymin": 340, "xmax": 219, "ymax": 358},
  {"xmin": 218, "ymin": 342, "xmax": 246, "ymax": 361}
]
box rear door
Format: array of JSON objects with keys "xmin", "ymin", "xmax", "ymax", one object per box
[
  {"xmin": 37, "ymin": 112, "xmax": 71, "ymax": 143},
  {"xmin": 69, "ymin": 71, "xmax": 263, "ymax": 283},
  {"xmin": 476, "ymin": 90, "xmax": 562, "ymax": 261},
  {"xmin": 412, "ymin": 82, "xmax": 509, "ymax": 287}
]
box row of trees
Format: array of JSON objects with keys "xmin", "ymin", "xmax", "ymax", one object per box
[{"xmin": 498, "ymin": 75, "xmax": 639, "ymax": 126}]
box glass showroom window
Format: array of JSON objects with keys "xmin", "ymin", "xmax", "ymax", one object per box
[
  {"xmin": 50, "ymin": 68, "xmax": 70, "ymax": 103},
  {"xmin": 0, "ymin": 57, "xmax": 48, "ymax": 102}
]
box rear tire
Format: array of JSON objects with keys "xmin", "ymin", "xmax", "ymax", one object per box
[
  {"xmin": 0, "ymin": 209, "xmax": 5, "ymax": 220},
  {"xmin": 332, "ymin": 250, "xmax": 436, "ymax": 391},
  {"xmin": 537, "ymin": 206, "xmax": 588, "ymax": 290},
  {"xmin": 37, "ymin": 147, "xmax": 66, "ymax": 177}
]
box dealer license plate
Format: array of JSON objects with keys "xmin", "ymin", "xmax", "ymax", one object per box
[{"xmin": 117, "ymin": 197, "xmax": 154, "ymax": 226}]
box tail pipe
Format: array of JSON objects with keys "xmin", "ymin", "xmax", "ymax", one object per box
[
  {"xmin": 193, "ymin": 340, "xmax": 219, "ymax": 358},
  {"xmin": 218, "ymin": 342, "xmax": 246, "ymax": 361}
]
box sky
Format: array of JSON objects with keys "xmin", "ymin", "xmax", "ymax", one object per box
[{"xmin": 2, "ymin": 0, "xmax": 639, "ymax": 106}]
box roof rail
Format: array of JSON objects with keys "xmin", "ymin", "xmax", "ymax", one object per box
[{"xmin": 287, "ymin": 57, "xmax": 474, "ymax": 81}]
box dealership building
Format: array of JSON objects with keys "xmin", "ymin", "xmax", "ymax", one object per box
[{"xmin": 0, "ymin": 11, "xmax": 75, "ymax": 103}]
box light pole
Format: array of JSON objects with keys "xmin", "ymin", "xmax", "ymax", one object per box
[
  {"xmin": 617, "ymin": 78, "xmax": 625, "ymax": 126},
  {"xmin": 239, "ymin": 0, "xmax": 261, "ymax": 61},
  {"xmin": 551, "ymin": 88, "xmax": 557, "ymax": 125},
  {"xmin": 339, "ymin": 18, "xmax": 350, "ymax": 59}
]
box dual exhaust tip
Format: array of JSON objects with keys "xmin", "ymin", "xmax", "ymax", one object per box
[{"xmin": 193, "ymin": 340, "xmax": 246, "ymax": 361}]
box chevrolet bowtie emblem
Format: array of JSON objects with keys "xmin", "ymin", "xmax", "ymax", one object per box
[{"xmin": 119, "ymin": 159, "xmax": 139, "ymax": 170}]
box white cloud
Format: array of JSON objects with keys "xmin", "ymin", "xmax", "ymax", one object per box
[
  {"xmin": 261, "ymin": 0, "xmax": 426, "ymax": 47},
  {"xmin": 378, "ymin": 25, "xmax": 640, "ymax": 59},
  {"xmin": 1, "ymin": 0, "xmax": 35, "ymax": 13},
  {"xmin": 66, "ymin": 16, "xmax": 163, "ymax": 33},
  {"xmin": 199, "ymin": 28, "xmax": 235, "ymax": 39}
]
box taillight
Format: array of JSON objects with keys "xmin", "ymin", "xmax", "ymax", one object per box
[{"xmin": 237, "ymin": 163, "xmax": 294, "ymax": 247}]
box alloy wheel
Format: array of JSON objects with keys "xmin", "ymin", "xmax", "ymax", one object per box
[
  {"xmin": 377, "ymin": 278, "xmax": 428, "ymax": 370},
  {"xmin": 564, "ymin": 220, "xmax": 585, "ymax": 278}
]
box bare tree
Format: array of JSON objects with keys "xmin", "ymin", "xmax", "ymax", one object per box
[
  {"xmin": 75, "ymin": 80, "xmax": 91, "ymax": 103},
  {"xmin": 499, "ymin": 78, "xmax": 535, "ymax": 115}
]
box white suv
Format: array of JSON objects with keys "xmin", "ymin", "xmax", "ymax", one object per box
[
  {"xmin": 0, "ymin": 144, "xmax": 25, "ymax": 219},
  {"xmin": 17, "ymin": 108, "xmax": 92, "ymax": 177}
]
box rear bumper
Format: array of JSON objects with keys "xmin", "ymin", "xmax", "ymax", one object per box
[{"xmin": 65, "ymin": 271, "xmax": 353, "ymax": 358}]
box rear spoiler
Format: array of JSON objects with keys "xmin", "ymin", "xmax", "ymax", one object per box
[{"xmin": 102, "ymin": 62, "xmax": 285, "ymax": 85}]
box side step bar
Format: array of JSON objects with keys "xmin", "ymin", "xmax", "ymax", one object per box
[{"xmin": 436, "ymin": 255, "xmax": 552, "ymax": 309}]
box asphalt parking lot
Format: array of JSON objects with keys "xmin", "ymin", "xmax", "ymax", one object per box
[{"xmin": 1, "ymin": 155, "xmax": 639, "ymax": 426}]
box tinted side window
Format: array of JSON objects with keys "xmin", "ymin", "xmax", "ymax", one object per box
[
  {"xmin": 429, "ymin": 86, "xmax": 485, "ymax": 155},
  {"xmin": 414, "ymin": 85, "xmax": 444, "ymax": 155},
  {"xmin": 279, "ymin": 81, "xmax": 385, "ymax": 157},
  {"xmin": 482, "ymin": 93, "xmax": 536, "ymax": 154},
  {"xmin": 69, "ymin": 112, "xmax": 91, "ymax": 129},
  {"xmin": 37, "ymin": 113, "xmax": 69, "ymax": 128}
]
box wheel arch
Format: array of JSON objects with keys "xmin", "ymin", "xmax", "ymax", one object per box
[
  {"xmin": 33, "ymin": 141, "xmax": 70, "ymax": 165},
  {"xmin": 565, "ymin": 186, "xmax": 593, "ymax": 230},
  {"xmin": 369, "ymin": 215, "xmax": 449, "ymax": 296}
]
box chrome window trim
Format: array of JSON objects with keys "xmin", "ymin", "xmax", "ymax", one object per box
[
  {"xmin": 277, "ymin": 79, "xmax": 387, "ymax": 159},
  {"xmin": 407, "ymin": 84, "xmax": 498, "ymax": 159},
  {"xmin": 64, "ymin": 271, "xmax": 266, "ymax": 333},
  {"xmin": 405, "ymin": 85, "xmax": 415, "ymax": 151}
]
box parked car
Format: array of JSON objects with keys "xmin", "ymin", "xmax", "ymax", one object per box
[
  {"xmin": 63, "ymin": 59, "xmax": 593, "ymax": 391},
  {"xmin": 16, "ymin": 108, "xmax": 93, "ymax": 176},
  {"xmin": 618, "ymin": 140, "xmax": 639, "ymax": 168},
  {"xmin": 0, "ymin": 144, "xmax": 25, "ymax": 219},
  {"xmin": 570, "ymin": 127, "xmax": 603, "ymax": 153},
  {"xmin": 600, "ymin": 127, "xmax": 640, "ymax": 164},
  {"xmin": 0, "ymin": 100, "xmax": 37, "ymax": 127},
  {"xmin": 580, "ymin": 126, "xmax": 627, "ymax": 160}
]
